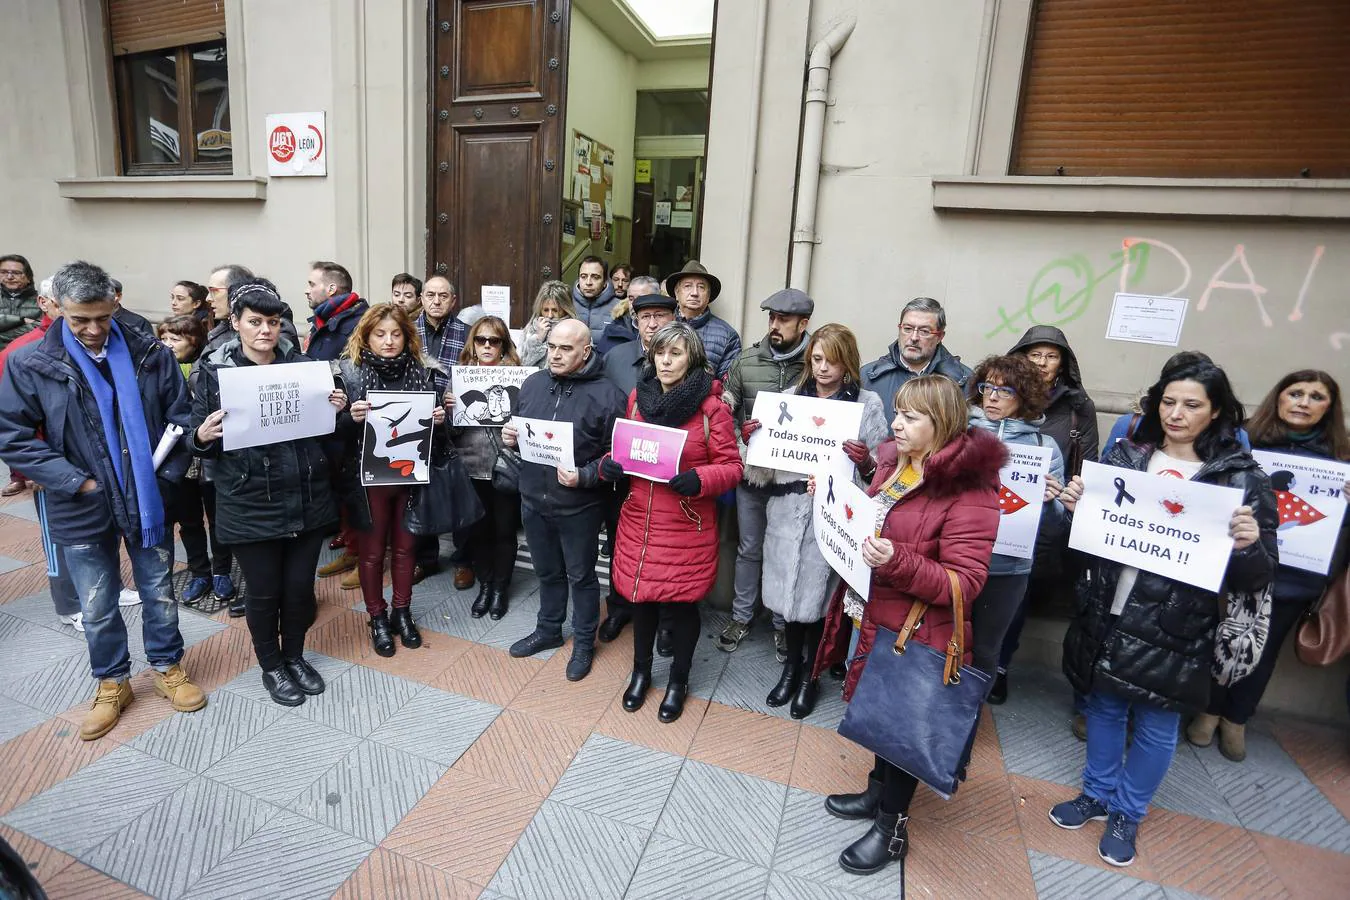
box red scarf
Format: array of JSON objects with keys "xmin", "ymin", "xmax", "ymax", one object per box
[{"xmin": 313, "ymin": 292, "xmax": 362, "ymax": 331}]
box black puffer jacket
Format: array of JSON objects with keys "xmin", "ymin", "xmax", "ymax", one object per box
[
  {"xmin": 190, "ymin": 340, "xmax": 338, "ymax": 544},
  {"xmin": 1008, "ymin": 325, "xmax": 1099, "ymax": 474},
  {"xmin": 516, "ymin": 351, "xmax": 626, "ymax": 514},
  {"xmin": 1062, "ymin": 439, "xmax": 1278, "ymax": 713}
]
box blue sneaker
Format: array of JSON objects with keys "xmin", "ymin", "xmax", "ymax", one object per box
[
  {"xmin": 1048, "ymin": 793, "xmax": 1108, "ymax": 830},
  {"xmin": 1099, "ymin": 812, "xmax": 1139, "ymax": 867},
  {"xmin": 181, "ymin": 577, "xmax": 211, "ymax": 605},
  {"xmin": 213, "ymin": 574, "xmax": 237, "ymax": 601}
]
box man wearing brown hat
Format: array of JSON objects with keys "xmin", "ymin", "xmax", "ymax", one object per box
[
  {"xmin": 665, "ymin": 261, "xmax": 741, "ymax": 381},
  {"xmin": 717, "ymin": 288, "xmax": 813, "ymax": 654}
]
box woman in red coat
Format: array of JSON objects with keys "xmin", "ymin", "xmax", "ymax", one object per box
[
  {"xmin": 811, "ymin": 374, "xmax": 1004, "ymax": 875},
  {"xmin": 600, "ymin": 322, "xmax": 742, "ymax": 723}
]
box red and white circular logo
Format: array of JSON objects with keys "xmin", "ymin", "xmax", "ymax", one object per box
[{"xmin": 269, "ymin": 125, "xmax": 296, "ymax": 163}]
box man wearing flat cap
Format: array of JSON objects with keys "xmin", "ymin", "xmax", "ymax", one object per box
[
  {"xmin": 716, "ymin": 287, "xmax": 813, "ymax": 654},
  {"xmin": 666, "ymin": 261, "xmax": 741, "ymax": 381}
]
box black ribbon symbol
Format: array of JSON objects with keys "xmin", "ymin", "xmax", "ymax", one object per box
[
  {"xmin": 524, "ymin": 422, "xmax": 535, "ymax": 439},
  {"xmin": 1112, "ymin": 476, "xmax": 1137, "ymax": 508},
  {"xmin": 827, "ymin": 475, "xmax": 836, "ymax": 505},
  {"xmin": 778, "ymin": 401, "xmax": 794, "ymax": 426}
]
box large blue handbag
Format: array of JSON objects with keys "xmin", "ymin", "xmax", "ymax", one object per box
[{"xmin": 837, "ymin": 568, "xmax": 991, "ymax": 799}]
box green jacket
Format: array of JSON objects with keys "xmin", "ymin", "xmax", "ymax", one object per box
[
  {"xmin": 0, "ymin": 287, "xmax": 39, "ymax": 350},
  {"xmin": 722, "ymin": 333, "xmax": 809, "ymax": 424}
]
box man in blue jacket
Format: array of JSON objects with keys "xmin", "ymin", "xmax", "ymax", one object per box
[
  {"xmin": 502, "ymin": 319, "xmax": 626, "ymax": 682},
  {"xmin": 0, "ymin": 260, "xmax": 206, "ymax": 740},
  {"xmin": 304, "ymin": 260, "xmax": 367, "ymax": 361},
  {"xmin": 862, "ymin": 296, "xmax": 972, "ymax": 421}
]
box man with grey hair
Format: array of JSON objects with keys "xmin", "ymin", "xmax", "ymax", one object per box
[
  {"xmin": 862, "ymin": 296, "xmax": 972, "ymax": 420},
  {"xmin": 0, "ymin": 260, "xmax": 207, "ymax": 740},
  {"xmin": 596, "ymin": 274, "xmax": 661, "ymax": 355}
]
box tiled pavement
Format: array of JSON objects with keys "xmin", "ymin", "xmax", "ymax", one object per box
[{"xmin": 0, "ymin": 494, "xmax": 1348, "ymax": 898}]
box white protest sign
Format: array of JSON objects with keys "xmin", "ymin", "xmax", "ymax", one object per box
[
  {"xmin": 994, "ymin": 443, "xmax": 1054, "ymax": 559},
  {"xmin": 361, "ymin": 391, "xmax": 435, "ymax": 486},
  {"xmin": 1252, "ymin": 450, "xmax": 1350, "ymax": 575},
  {"xmin": 745, "ymin": 391, "xmax": 864, "ymax": 477},
  {"xmin": 218, "ymin": 360, "xmax": 336, "ymax": 451},
  {"xmin": 451, "ymin": 365, "xmax": 533, "ymax": 427},
  {"xmin": 813, "ymin": 472, "xmax": 878, "ymax": 601},
  {"xmin": 1069, "ymin": 460, "xmax": 1242, "ymax": 592},
  {"xmin": 513, "ymin": 416, "xmax": 575, "ymax": 471},
  {"xmin": 481, "ymin": 285, "xmax": 511, "ymax": 323},
  {"xmin": 1105, "ymin": 293, "xmax": 1189, "ymax": 346}
]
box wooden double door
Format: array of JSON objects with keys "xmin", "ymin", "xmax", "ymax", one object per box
[{"xmin": 428, "ymin": 0, "xmax": 569, "ymax": 326}]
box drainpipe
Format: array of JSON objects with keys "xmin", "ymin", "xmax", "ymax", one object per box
[{"xmin": 789, "ymin": 17, "xmax": 856, "ymax": 292}]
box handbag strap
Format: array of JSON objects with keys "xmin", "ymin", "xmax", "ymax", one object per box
[{"xmin": 890, "ymin": 567, "xmax": 966, "ymax": 685}]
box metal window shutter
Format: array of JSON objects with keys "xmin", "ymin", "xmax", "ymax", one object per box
[
  {"xmin": 1012, "ymin": 0, "xmax": 1350, "ymax": 178},
  {"xmin": 108, "ymin": 0, "xmax": 225, "ymax": 56}
]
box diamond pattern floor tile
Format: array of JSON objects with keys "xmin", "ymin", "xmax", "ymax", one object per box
[
  {"xmin": 217, "ymin": 651, "xmax": 354, "ymax": 705},
  {"xmin": 0, "ymin": 718, "xmax": 119, "ymax": 817},
  {"xmin": 625, "ymin": 832, "xmax": 770, "ymax": 899},
  {"xmin": 548, "ymin": 733, "xmax": 684, "ymax": 831},
  {"xmin": 291, "ymin": 739, "xmax": 446, "ymax": 844},
  {"xmin": 485, "ymin": 799, "xmax": 648, "ymax": 900},
  {"xmin": 655, "ymin": 758, "xmax": 786, "ymax": 868},
  {"xmin": 415, "ymin": 594, "xmax": 498, "ymax": 644},
  {"xmin": 1028, "ymin": 850, "xmax": 1172, "ymax": 899},
  {"xmin": 0, "ymin": 614, "xmax": 89, "ymax": 681},
  {"xmin": 1203, "ymin": 763, "xmax": 1350, "ymax": 853},
  {"xmin": 990, "ymin": 669, "xmax": 1087, "ymax": 787},
  {"xmin": 203, "ymin": 714, "xmax": 361, "ymax": 808},
  {"xmin": 130, "ymin": 687, "xmax": 284, "ymax": 773},
  {"xmin": 709, "ymin": 637, "xmax": 797, "ymax": 720},
  {"xmin": 454, "ymin": 708, "xmax": 590, "ymax": 797},
  {"xmin": 771, "ymin": 786, "xmax": 905, "ymax": 899},
  {"xmin": 366, "ymin": 685, "xmax": 501, "ymax": 766},
  {"xmin": 763, "ymin": 870, "xmax": 863, "ymax": 900},
  {"xmin": 1151, "ymin": 743, "xmax": 1242, "ymax": 826},
  {"xmin": 333, "ymin": 847, "xmax": 484, "ymax": 900},
  {"xmin": 0, "ymin": 692, "xmax": 49, "ymax": 746},
  {"xmin": 291, "ymin": 663, "xmax": 422, "ymax": 737},
  {"xmin": 687, "ymin": 702, "xmax": 799, "ymax": 784}
]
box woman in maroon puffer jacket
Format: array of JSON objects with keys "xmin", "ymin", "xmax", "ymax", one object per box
[
  {"xmin": 601, "ymin": 322, "xmax": 742, "ymax": 724},
  {"xmin": 811, "ymin": 374, "xmax": 1004, "ymax": 876}
]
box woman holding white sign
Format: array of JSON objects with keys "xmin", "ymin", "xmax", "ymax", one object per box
[
  {"xmin": 810, "ymin": 375, "xmax": 1003, "ymax": 874},
  {"xmin": 1054, "ymin": 361, "xmax": 1276, "ymax": 867},
  {"xmin": 191, "ymin": 279, "xmax": 346, "ymax": 707},
  {"xmin": 336, "ymin": 304, "xmax": 445, "ymax": 658},
  {"xmin": 600, "ymin": 323, "xmax": 742, "ymax": 723},
  {"xmin": 1190, "ymin": 370, "xmax": 1350, "ymax": 761},
  {"xmin": 964, "ymin": 354, "xmax": 1066, "ymax": 698},
  {"xmin": 447, "ymin": 316, "xmax": 523, "ymax": 620},
  {"xmin": 756, "ymin": 324, "xmax": 888, "ymax": 719}
]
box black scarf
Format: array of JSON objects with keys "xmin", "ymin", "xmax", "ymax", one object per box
[
  {"xmin": 799, "ymin": 377, "xmax": 860, "ymax": 403},
  {"xmin": 358, "ymin": 349, "xmax": 430, "ymax": 395},
  {"xmin": 635, "ymin": 366, "xmax": 712, "ymax": 428}
]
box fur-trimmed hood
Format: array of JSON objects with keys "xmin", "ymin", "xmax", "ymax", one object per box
[{"xmin": 875, "ymin": 426, "xmax": 1006, "ymax": 499}]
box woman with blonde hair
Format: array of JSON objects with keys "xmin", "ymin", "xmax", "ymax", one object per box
[
  {"xmin": 811, "ymin": 374, "xmax": 1003, "ymax": 874},
  {"xmin": 520, "ymin": 280, "xmax": 575, "ymax": 367},
  {"xmin": 337, "ymin": 303, "xmax": 445, "ymax": 657}
]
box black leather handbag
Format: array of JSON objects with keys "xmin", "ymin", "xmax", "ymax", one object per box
[
  {"xmin": 405, "ymin": 449, "xmax": 485, "ymax": 535},
  {"xmin": 837, "ymin": 569, "xmax": 991, "ymax": 799},
  {"xmin": 488, "ymin": 430, "xmax": 522, "ymax": 495}
]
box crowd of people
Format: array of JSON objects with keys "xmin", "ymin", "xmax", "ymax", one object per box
[{"xmin": 0, "ymin": 250, "xmax": 1346, "ymax": 878}]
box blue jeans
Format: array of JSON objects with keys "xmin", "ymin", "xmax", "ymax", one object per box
[
  {"xmin": 1081, "ymin": 688, "xmax": 1180, "ymax": 822},
  {"xmin": 522, "ymin": 502, "xmax": 603, "ymax": 651},
  {"xmin": 64, "ymin": 532, "xmax": 182, "ymax": 681}
]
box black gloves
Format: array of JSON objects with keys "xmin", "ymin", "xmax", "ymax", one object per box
[
  {"xmin": 667, "ymin": 469, "xmax": 701, "ymax": 497},
  {"xmin": 599, "ymin": 457, "xmax": 627, "ymax": 482}
]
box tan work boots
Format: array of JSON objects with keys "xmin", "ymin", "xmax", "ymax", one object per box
[{"xmin": 79, "ymin": 664, "xmax": 207, "ymax": 741}]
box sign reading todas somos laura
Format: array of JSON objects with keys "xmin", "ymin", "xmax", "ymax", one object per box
[
  {"xmin": 611, "ymin": 418, "xmax": 687, "ymax": 483},
  {"xmin": 1252, "ymin": 450, "xmax": 1350, "ymax": 575},
  {"xmin": 218, "ymin": 360, "xmax": 337, "ymax": 451},
  {"xmin": 1069, "ymin": 460, "xmax": 1242, "ymax": 592},
  {"xmin": 745, "ymin": 391, "xmax": 864, "ymax": 477},
  {"xmin": 512, "ymin": 416, "xmax": 575, "ymax": 471},
  {"xmin": 361, "ymin": 391, "xmax": 435, "ymax": 486},
  {"xmin": 994, "ymin": 443, "xmax": 1054, "ymax": 559},
  {"xmin": 813, "ymin": 473, "xmax": 879, "ymax": 601},
  {"xmin": 450, "ymin": 365, "xmax": 532, "ymax": 427}
]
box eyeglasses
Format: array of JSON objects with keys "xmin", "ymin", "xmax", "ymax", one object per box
[
  {"xmin": 474, "ymin": 335, "xmax": 503, "ymax": 347},
  {"xmin": 0, "ymin": 270, "xmax": 25, "ymax": 278},
  {"xmin": 206, "ymin": 285, "xmax": 226, "ymax": 294},
  {"xmin": 899, "ymin": 325, "xmax": 939, "ymax": 339},
  {"xmin": 1025, "ymin": 350, "xmax": 1061, "ymax": 364},
  {"xmin": 977, "ymin": 383, "xmax": 1017, "ymax": 400}
]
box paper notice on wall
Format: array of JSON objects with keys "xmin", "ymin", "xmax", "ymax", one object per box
[
  {"xmin": 481, "ymin": 285, "xmax": 510, "ymax": 323},
  {"xmin": 572, "ymin": 178, "xmax": 587, "ymax": 205},
  {"xmin": 1252, "ymin": 449, "xmax": 1350, "ymax": 574},
  {"xmin": 813, "ymin": 474, "xmax": 878, "ymax": 601},
  {"xmin": 605, "ymin": 192, "xmax": 614, "ymax": 223},
  {"xmin": 635, "ymin": 159, "xmax": 651, "ymax": 183},
  {"xmin": 218, "ymin": 360, "xmax": 336, "ymax": 451},
  {"xmin": 513, "ymin": 416, "xmax": 575, "ymax": 471},
  {"xmin": 654, "ymin": 201, "xmax": 671, "ymax": 226},
  {"xmin": 994, "ymin": 444, "xmax": 1054, "ymax": 559},
  {"xmin": 1105, "ymin": 293, "xmax": 1189, "ymax": 346},
  {"xmin": 670, "ymin": 210, "xmax": 694, "ymax": 229}
]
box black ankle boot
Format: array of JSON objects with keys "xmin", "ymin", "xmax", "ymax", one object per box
[
  {"xmin": 261, "ymin": 666, "xmax": 306, "ymax": 707},
  {"xmin": 470, "ymin": 583, "xmax": 491, "ymax": 618},
  {"xmin": 622, "ymin": 667, "xmax": 652, "ymax": 712},
  {"xmin": 390, "ymin": 606, "xmax": 422, "ymax": 649},
  {"xmin": 825, "ymin": 775, "xmax": 882, "ymax": 820},
  {"xmin": 368, "ymin": 612, "xmax": 395, "ymax": 657},
  {"xmin": 838, "ymin": 811, "xmax": 909, "ymax": 875},
  {"xmin": 488, "ymin": 585, "xmax": 509, "ymax": 621},
  {"xmin": 658, "ymin": 682, "xmax": 688, "ymax": 723},
  {"xmin": 766, "ymin": 661, "xmax": 801, "ymax": 707},
  {"xmin": 987, "ymin": 671, "xmax": 1008, "ymax": 705},
  {"xmin": 790, "ymin": 676, "xmax": 818, "ymax": 719}
]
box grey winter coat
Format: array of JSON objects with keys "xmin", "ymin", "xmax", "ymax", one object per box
[
  {"xmin": 572, "ymin": 282, "xmax": 617, "ymax": 331},
  {"xmin": 761, "ymin": 387, "xmax": 890, "ymax": 623}
]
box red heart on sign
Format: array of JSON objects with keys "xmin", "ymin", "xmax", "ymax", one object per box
[
  {"xmin": 1161, "ymin": 499, "xmax": 1185, "ymax": 516},
  {"xmin": 844, "ymin": 504, "xmax": 854, "ymax": 521},
  {"xmin": 544, "ymin": 432, "xmax": 554, "ymax": 440},
  {"xmin": 812, "ymin": 416, "xmax": 826, "ymax": 427}
]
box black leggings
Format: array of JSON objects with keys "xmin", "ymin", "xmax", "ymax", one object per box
[
  {"xmin": 783, "ymin": 619, "xmax": 824, "ymax": 670},
  {"xmin": 172, "ymin": 478, "xmax": 232, "ymax": 578},
  {"xmin": 871, "ymin": 756, "xmax": 919, "ymax": 816},
  {"xmin": 467, "ymin": 480, "xmax": 521, "ymax": 588},
  {"xmin": 631, "ymin": 602, "xmax": 700, "ymax": 683},
  {"xmin": 970, "ymin": 573, "xmax": 1031, "ymax": 677},
  {"xmin": 233, "ymin": 529, "xmax": 326, "ymax": 670}
]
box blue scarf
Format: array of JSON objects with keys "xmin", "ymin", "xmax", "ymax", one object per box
[{"xmin": 60, "ymin": 320, "xmax": 165, "ymax": 548}]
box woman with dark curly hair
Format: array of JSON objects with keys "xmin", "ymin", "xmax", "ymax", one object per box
[{"xmin": 964, "ymin": 355, "xmax": 1066, "ymax": 695}]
